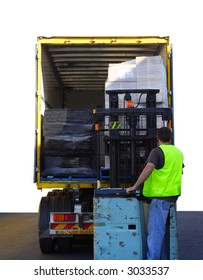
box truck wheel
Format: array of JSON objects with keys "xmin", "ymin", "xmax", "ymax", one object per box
[
  {"xmin": 39, "ymin": 238, "xmax": 55, "ymax": 254},
  {"xmin": 57, "ymin": 237, "xmax": 73, "ymax": 253},
  {"xmin": 39, "ymin": 190, "xmax": 74, "ymax": 254},
  {"xmin": 38, "ymin": 196, "xmax": 55, "ymax": 254}
]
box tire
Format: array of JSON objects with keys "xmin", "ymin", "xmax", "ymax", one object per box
[
  {"xmin": 39, "ymin": 238, "xmax": 55, "ymax": 254},
  {"xmin": 38, "ymin": 190, "xmax": 74, "ymax": 254},
  {"xmin": 57, "ymin": 237, "xmax": 73, "ymax": 253},
  {"xmin": 38, "ymin": 196, "xmax": 55, "ymax": 254},
  {"xmin": 38, "ymin": 196, "xmax": 50, "ymax": 231},
  {"xmin": 47, "ymin": 189, "xmax": 60, "ymax": 196}
]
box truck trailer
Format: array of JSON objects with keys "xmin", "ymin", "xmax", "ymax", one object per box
[{"xmin": 34, "ymin": 36, "xmax": 176, "ymax": 259}]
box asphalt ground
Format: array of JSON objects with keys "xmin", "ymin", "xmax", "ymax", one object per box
[{"xmin": 0, "ymin": 212, "xmax": 202, "ymax": 260}]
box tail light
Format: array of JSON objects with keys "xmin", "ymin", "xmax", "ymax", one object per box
[{"xmin": 53, "ymin": 213, "xmax": 76, "ymax": 222}]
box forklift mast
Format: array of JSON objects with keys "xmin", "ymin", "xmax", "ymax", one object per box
[{"xmin": 93, "ymin": 89, "xmax": 171, "ymax": 188}]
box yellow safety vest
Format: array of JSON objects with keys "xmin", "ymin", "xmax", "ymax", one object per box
[{"xmin": 143, "ymin": 144, "xmax": 184, "ymax": 198}]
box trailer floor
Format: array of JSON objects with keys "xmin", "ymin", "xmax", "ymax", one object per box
[{"xmin": 0, "ymin": 211, "xmax": 202, "ymax": 260}]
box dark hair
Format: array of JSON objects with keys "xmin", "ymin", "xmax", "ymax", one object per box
[{"xmin": 157, "ymin": 127, "xmax": 172, "ymax": 143}]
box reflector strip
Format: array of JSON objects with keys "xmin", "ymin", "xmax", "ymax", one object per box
[
  {"xmin": 50, "ymin": 223, "xmax": 93, "ymax": 230},
  {"xmin": 83, "ymin": 223, "xmax": 93, "ymax": 229},
  {"xmin": 51, "ymin": 223, "xmax": 79, "ymax": 230}
]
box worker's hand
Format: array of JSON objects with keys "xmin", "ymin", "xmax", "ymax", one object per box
[{"xmin": 126, "ymin": 186, "xmax": 135, "ymax": 194}]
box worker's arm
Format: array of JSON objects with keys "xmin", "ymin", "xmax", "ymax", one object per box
[{"xmin": 126, "ymin": 162, "xmax": 155, "ymax": 193}]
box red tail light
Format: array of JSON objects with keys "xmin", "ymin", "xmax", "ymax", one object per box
[
  {"xmin": 64, "ymin": 214, "xmax": 76, "ymax": 221},
  {"xmin": 53, "ymin": 213, "xmax": 76, "ymax": 222}
]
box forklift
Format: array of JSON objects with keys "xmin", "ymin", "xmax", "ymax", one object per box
[{"xmin": 93, "ymin": 89, "xmax": 177, "ymax": 260}]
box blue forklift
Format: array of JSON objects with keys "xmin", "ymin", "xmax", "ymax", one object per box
[{"xmin": 93, "ymin": 89, "xmax": 178, "ymax": 260}]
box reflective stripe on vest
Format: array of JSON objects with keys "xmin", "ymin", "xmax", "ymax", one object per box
[{"xmin": 143, "ymin": 144, "xmax": 184, "ymax": 198}]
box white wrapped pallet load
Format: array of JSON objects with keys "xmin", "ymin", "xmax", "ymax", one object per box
[
  {"xmin": 105, "ymin": 55, "xmax": 168, "ymax": 108},
  {"xmin": 135, "ymin": 56, "xmax": 168, "ymax": 107},
  {"xmin": 104, "ymin": 56, "xmax": 168, "ymax": 168},
  {"xmin": 107, "ymin": 59, "xmax": 137, "ymax": 82},
  {"xmin": 105, "ymin": 58, "xmax": 137, "ymax": 109}
]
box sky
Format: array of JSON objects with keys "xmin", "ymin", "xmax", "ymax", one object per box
[{"xmin": 0, "ymin": 0, "xmax": 203, "ymax": 211}]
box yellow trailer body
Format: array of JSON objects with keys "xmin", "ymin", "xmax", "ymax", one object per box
[{"xmin": 35, "ymin": 36, "xmax": 172, "ymax": 190}]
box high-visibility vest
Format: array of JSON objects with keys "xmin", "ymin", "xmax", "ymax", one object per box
[{"xmin": 143, "ymin": 144, "xmax": 184, "ymax": 198}]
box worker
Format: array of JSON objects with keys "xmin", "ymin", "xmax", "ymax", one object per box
[{"xmin": 126, "ymin": 127, "xmax": 184, "ymax": 260}]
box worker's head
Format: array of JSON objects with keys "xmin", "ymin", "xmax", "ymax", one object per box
[{"xmin": 157, "ymin": 127, "xmax": 172, "ymax": 144}]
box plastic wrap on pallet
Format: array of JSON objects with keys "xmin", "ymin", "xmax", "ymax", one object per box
[
  {"xmin": 43, "ymin": 133, "xmax": 97, "ymax": 156},
  {"xmin": 43, "ymin": 109, "xmax": 95, "ymax": 124},
  {"xmin": 43, "ymin": 123, "xmax": 93, "ymax": 137},
  {"xmin": 42, "ymin": 155, "xmax": 97, "ymax": 168},
  {"xmin": 42, "ymin": 109, "xmax": 97, "ymax": 178},
  {"xmin": 41, "ymin": 155, "xmax": 97, "ymax": 178},
  {"xmin": 41, "ymin": 167, "xmax": 97, "ymax": 178}
]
